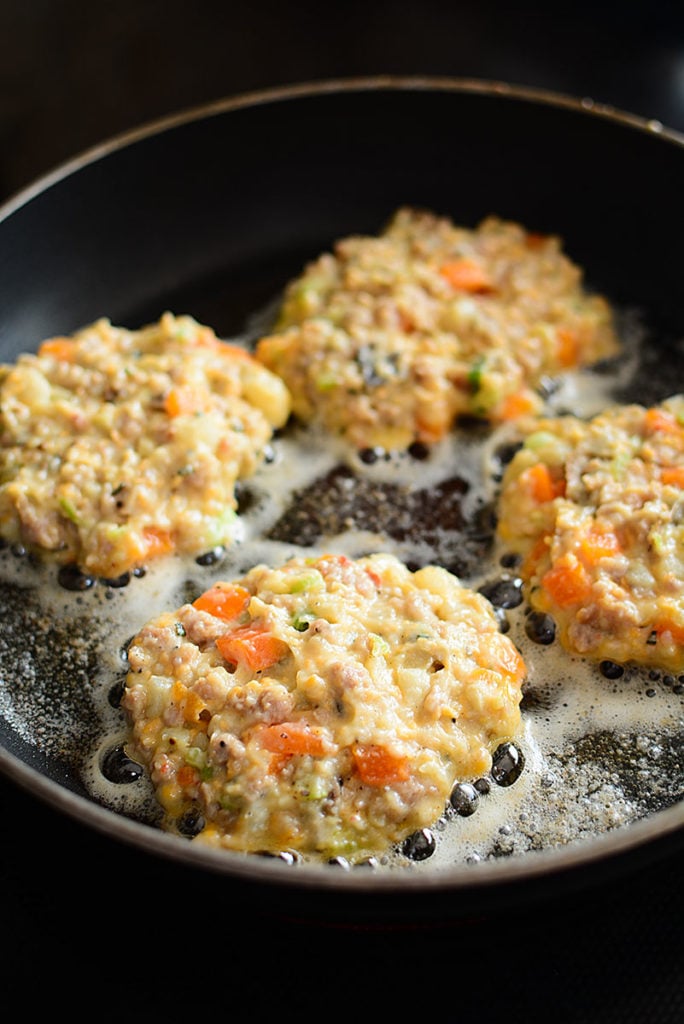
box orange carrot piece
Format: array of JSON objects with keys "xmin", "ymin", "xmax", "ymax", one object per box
[
  {"xmin": 193, "ymin": 584, "xmax": 250, "ymax": 621},
  {"xmin": 219, "ymin": 341, "xmax": 252, "ymax": 360},
  {"xmin": 556, "ymin": 327, "xmax": 579, "ymax": 368},
  {"xmin": 577, "ymin": 525, "xmax": 621, "ymax": 564},
  {"xmin": 259, "ymin": 721, "xmax": 333, "ymax": 757},
  {"xmin": 522, "ymin": 534, "xmax": 551, "ymax": 579},
  {"xmin": 122, "ymin": 526, "xmax": 173, "ymax": 565},
  {"xmin": 164, "ymin": 387, "xmax": 205, "ymax": 418},
  {"xmin": 141, "ymin": 526, "xmax": 174, "ymax": 559},
  {"xmin": 439, "ymin": 258, "xmax": 493, "ymax": 293},
  {"xmin": 542, "ymin": 555, "xmax": 592, "ymax": 606},
  {"xmin": 38, "ymin": 337, "xmax": 76, "ymax": 361},
  {"xmin": 644, "ymin": 408, "xmax": 680, "ymax": 434},
  {"xmin": 398, "ymin": 310, "xmax": 416, "ymax": 333},
  {"xmin": 654, "ymin": 618, "xmax": 684, "ymax": 646},
  {"xmin": 521, "ymin": 462, "xmax": 566, "ymax": 503},
  {"xmin": 216, "ymin": 625, "xmax": 289, "ymax": 671},
  {"xmin": 498, "ymin": 391, "xmax": 539, "ymax": 421},
  {"xmin": 484, "ymin": 632, "xmax": 527, "ymax": 682},
  {"xmin": 661, "ymin": 466, "xmax": 684, "ymax": 487},
  {"xmin": 177, "ymin": 765, "xmax": 199, "ymax": 787},
  {"xmin": 171, "ymin": 681, "xmax": 208, "ymax": 723},
  {"xmin": 352, "ymin": 743, "xmax": 411, "ymax": 787},
  {"xmin": 415, "ymin": 411, "xmax": 449, "ymax": 443}
]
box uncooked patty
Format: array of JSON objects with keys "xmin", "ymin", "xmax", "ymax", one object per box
[
  {"xmin": 496, "ymin": 396, "xmax": 684, "ymax": 672},
  {"xmin": 0, "ymin": 313, "xmax": 290, "ymax": 577},
  {"xmin": 255, "ymin": 207, "xmax": 618, "ymax": 450},
  {"xmin": 122, "ymin": 552, "xmax": 526, "ymax": 861}
]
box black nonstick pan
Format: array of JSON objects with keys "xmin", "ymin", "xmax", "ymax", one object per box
[{"xmin": 0, "ymin": 77, "xmax": 682, "ymax": 924}]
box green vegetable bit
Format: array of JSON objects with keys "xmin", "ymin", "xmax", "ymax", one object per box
[
  {"xmin": 58, "ymin": 496, "xmax": 80, "ymax": 524},
  {"xmin": 293, "ymin": 611, "xmax": 316, "ymax": 632},
  {"xmin": 467, "ymin": 356, "xmax": 485, "ymax": 393}
]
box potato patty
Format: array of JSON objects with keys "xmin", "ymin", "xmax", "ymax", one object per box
[
  {"xmin": 496, "ymin": 396, "xmax": 684, "ymax": 672},
  {"xmin": 0, "ymin": 313, "xmax": 290, "ymax": 577},
  {"xmin": 122, "ymin": 552, "xmax": 526, "ymax": 861},
  {"xmin": 256, "ymin": 207, "xmax": 617, "ymax": 450}
]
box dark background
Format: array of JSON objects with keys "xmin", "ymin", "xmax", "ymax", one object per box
[
  {"xmin": 1, "ymin": 0, "xmax": 684, "ymax": 203},
  {"xmin": 0, "ymin": 1, "xmax": 683, "ymax": 1017}
]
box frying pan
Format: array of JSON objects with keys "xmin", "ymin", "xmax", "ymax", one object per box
[{"xmin": 1, "ymin": 77, "xmax": 683, "ymax": 924}]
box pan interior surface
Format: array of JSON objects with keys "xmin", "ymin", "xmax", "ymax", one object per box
[{"xmin": 0, "ymin": 78, "xmax": 683, "ymax": 897}]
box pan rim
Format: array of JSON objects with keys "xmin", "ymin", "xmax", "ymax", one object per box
[
  {"xmin": 2, "ymin": 734, "xmax": 683, "ymax": 895},
  {"xmin": 0, "ymin": 74, "xmax": 683, "ymax": 897},
  {"xmin": 1, "ymin": 74, "xmax": 683, "ymax": 223}
]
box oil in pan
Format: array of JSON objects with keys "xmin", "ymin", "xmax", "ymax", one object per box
[{"xmin": 0, "ymin": 303, "xmax": 682, "ymax": 873}]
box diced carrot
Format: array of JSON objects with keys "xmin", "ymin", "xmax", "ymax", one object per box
[
  {"xmin": 170, "ymin": 681, "xmax": 209, "ymax": 724},
  {"xmin": 483, "ymin": 633, "xmax": 527, "ymax": 682},
  {"xmin": 398, "ymin": 310, "xmax": 416, "ymax": 333},
  {"xmin": 120, "ymin": 526, "xmax": 173, "ymax": 566},
  {"xmin": 352, "ymin": 743, "xmax": 411, "ymax": 787},
  {"xmin": 38, "ymin": 337, "xmax": 76, "ymax": 361},
  {"xmin": 498, "ymin": 391, "xmax": 539, "ymax": 421},
  {"xmin": 542, "ymin": 554, "xmax": 592, "ymax": 606},
  {"xmin": 141, "ymin": 526, "xmax": 174, "ymax": 559},
  {"xmin": 177, "ymin": 765, "xmax": 199, "ymax": 787},
  {"xmin": 556, "ymin": 327, "xmax": 579, "ymax": 368},
  {"xmin": 365, "ymin": 567, "xmax": 382, "ymax": 587},
  {"xmin": 661, "ymin": 466, "xmax": 684, "ymax": 487},
  {"xmin": 259, "ymin": 721, "xmax": 333, "ymax": 758},
  {"xmin": 164, "ymin": 386, "xmax": 205, "ymax": 417},
  {"xmin": 522, "ymin": 534, "xmax": 551, "ymax": 579},
  {"xmin": 415, "ymin": 412, "xmax": 448, "ymax": 443},
  {"xmin": 267, "ymin": 752, "xmax": 294, "ymax": 774},
  {"xmin": 644, "ymin": 408, "xmax": 680, "ymax": 434},
  {"xmin": 439, "ymin": 258, "xmax": 493, "ymax": 293},
  {"xmin": 216, "ymin": 625, "xmax": 289, "ymax": 671},
  {"xmin": 193, "ymin": 583, "xmax": 250, "ymax": 621},
  {"xmin": 654, "ymin": 618, "xmax": 684, "ymax": 646},
  {"xmin": 171, "ymin": 680, "xmax": 186, "ymax": 702},
  {"xmin": 219, "ymin": 341, "xmax": 252, "ymax": 361},
  {"xmin": 521, "ymin": 462, "xmax": 566, "ymax": 503},
  {"xmin": 577, "ymin": 525, "xmax": 621, "ymax": 564}
]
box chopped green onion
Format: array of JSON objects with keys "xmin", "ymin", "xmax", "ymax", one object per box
[
  {"xmin": 58, "ymin": 497, "xmax": 80, "ymax": 523},
  {"xmin": 315, "ymin": 373, "xmax": 338, "ymax": 392},
  {"xmin": 468, "ymin": 356, "xmax": 485, "ymax": 393},
  {"xmin": 288, "ymin": 571, "xmax": 323, "ymax": 593},
  {"xmin": 369, "ymin": 633, "xmax": 390, "ymax": 657},
  {"xmin": 293, "ymin": 611, "xmax": 316, "ymax": 632},
  {"xmin": 185, "ymin": 746, "xmax": 207, "ymax": 770}
]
